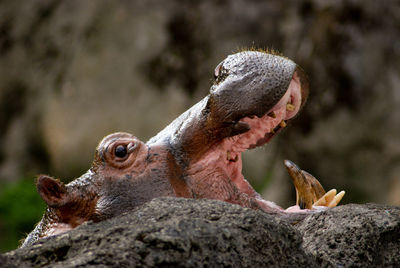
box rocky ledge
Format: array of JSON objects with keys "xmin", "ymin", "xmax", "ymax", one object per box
[{"xmin": 1, "ymin": 198, "xmax": 399, "ymax": 267}]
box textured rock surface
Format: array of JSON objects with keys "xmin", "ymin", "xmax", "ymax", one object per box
[
  {"xmin": 3, "ymin": 198, "xmax": 317, "ymax": 267},
  {"xmin": 298, "ymin": 203, "xmax": 400, "ymax": 267},
  {"xmin": 2, "ymin": 198, "xmax": 399, "ymax": 267}
]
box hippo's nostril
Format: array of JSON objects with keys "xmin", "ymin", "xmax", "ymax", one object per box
[{"xmin": 214, "ymin": 61, "xmax": 224, "ymax": 79}]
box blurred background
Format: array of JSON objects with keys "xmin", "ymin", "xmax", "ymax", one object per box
[{"xmin": 0, "ymin": 0, "xmax": 399, "ymax": 252}]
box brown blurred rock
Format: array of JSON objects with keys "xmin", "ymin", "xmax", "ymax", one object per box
[{"xmin": 0, "ymin": 0, "xmax": 399, "ymax": 207}]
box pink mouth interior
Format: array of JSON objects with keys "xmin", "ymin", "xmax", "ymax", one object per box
[{"xmin": 188, "ymin": 72, "xmax": 302, "ymax": 197}]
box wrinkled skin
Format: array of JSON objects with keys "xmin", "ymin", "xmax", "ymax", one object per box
[{"xmin": 22, "ymin": 51, "xmax": 339, "ymax": 247}]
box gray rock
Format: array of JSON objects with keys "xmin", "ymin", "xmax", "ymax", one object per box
[
  {"xmin": 2, "ymin": 198, "xmax": 399, "ymax": 267},
  {"xmin": 0, "ymin": 254, "xmax": 12, "ymax": 268},
  {"xmin": 298, "ymin": 203, "xmax": 400, "ymax": 267},
  {"xmin": 3, "ymin": 198, "xmax": 317, "ymax": 267}
]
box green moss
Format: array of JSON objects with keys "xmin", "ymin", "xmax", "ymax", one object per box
[{"xmin": 0, "ymin": 178, "xmax": 46, "ymax": 253}]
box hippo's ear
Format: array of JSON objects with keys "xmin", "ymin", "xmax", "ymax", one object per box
[{"xmin": 36, "ymin": 175, "xmax": 69, "ymax": 207}]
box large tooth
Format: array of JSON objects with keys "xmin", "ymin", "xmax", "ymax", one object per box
[
  {"xmin": 267, "ymin": 111, "xmax": 276, "ymax": 118},
  {"xmin": 286, "ymin": 103, "xmax": 295, "ymax": 112},
  {"xmin": 279, "ymin": 120, "xmax": 287, "ymax": 128},
  {"xmin": 227, "ymin": 151, "xmax": 231, "ymax": 160}
]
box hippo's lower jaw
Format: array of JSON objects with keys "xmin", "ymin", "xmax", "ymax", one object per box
[{"xmin": 185, "ymin": 72, "xmax": 306, "ymax": 212}]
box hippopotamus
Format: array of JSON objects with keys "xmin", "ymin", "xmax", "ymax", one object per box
[{"xmin": 21, "ymin": 50, "xmax": 344, "ymax": 247}]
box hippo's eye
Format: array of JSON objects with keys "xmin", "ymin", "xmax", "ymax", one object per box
[{"xmin": 114, "ymin": 145, "xmax": 127, "ymax": 158}]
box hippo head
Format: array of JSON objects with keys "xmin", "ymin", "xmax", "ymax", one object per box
[
  {"xmin": 22, "ymin": 50, "xmax": 310, "ymax": 247},
  {"xmin": 29, "ymin": 133, "xmax": 175, "ymax": 245}
]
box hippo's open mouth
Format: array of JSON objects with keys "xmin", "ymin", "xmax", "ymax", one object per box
[{"xmin": 187, "ymin": 71, "xmax": 307, "ymax": 198}]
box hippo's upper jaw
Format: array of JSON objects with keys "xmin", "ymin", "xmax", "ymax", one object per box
[
  {"xmin": 186, "ymin": 71, "xmax": 306, "ymax": 208},
  {"xmin": 149, "ymin": 51, "xmax": 309, "ymax": 211}
]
